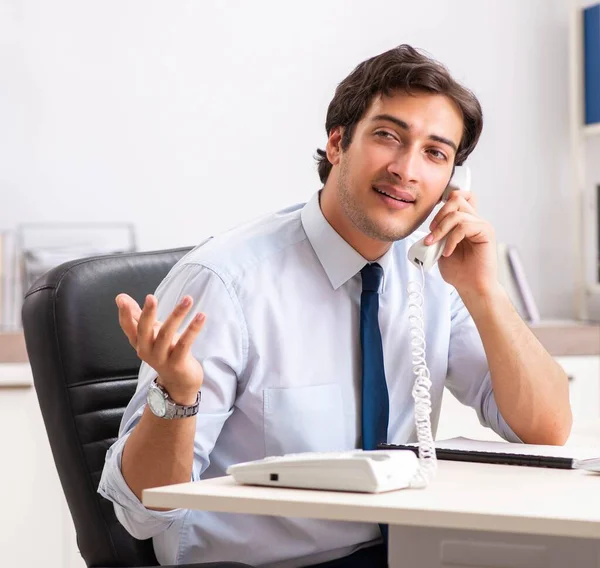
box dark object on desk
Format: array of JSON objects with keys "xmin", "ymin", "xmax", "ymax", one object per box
[
  {"xmin": 377, "ymin": 443, "xmax": 574, "ymax": 470},
  {"xmin": 22, "ymin": 247, "xmax": 252, "ymax": 568}
]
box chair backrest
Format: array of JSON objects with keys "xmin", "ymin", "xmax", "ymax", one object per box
[{"xmin": 22, "ymin": 247, "xmax": 192, "ymax": 567}]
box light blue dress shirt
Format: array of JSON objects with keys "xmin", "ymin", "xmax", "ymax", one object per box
[{"xmin": 99, "ymin": 191, "xmax": 520, "ymax": 567}]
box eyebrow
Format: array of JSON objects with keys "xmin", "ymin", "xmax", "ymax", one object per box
[{"xmin": 371, "ymin": 113, "xmax": 458, "ymax": 154}]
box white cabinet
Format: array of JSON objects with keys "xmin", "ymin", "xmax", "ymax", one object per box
[
  {"xmin": 556, "ymin": 356, "xmax": 600, "ymax": 428},
  {"xmin": 0, "ymin": 364, "xmax": 85, "ymax": 568},
  {"xmin": 438, "ymin": 356, "xmax": 600, "ymax": 441}
]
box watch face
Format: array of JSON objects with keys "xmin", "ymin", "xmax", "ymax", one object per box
[{"xmin": 148, "ymin": 387, "xmax": 167, "ymax": 417}]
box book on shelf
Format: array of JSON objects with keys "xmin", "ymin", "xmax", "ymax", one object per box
[
  {"xmin": 506, "ymin": 245, "xmax": 541, "ymax": 324},
  {"xmin": 496, "ymin": 243, "xmax": 540, "ymax": 324},
  {"xmin": 584, "ymin": 3, "xmax": 600, "ymax": 125}
]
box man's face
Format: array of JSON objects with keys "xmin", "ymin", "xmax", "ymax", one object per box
[{"xmin": 330, "ymin": 91, "xmax": 463, "ymax": 242}]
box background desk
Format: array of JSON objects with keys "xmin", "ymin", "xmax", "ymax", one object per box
[{"xmin": 144, "ymin": 456, "xmax": 600, "ymax": 568}]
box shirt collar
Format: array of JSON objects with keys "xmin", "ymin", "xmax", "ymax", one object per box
[{"xmin": 301, "ymin": 191, "xmax": 394, "ymax": 292}]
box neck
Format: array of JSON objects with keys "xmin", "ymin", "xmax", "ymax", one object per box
[{"xmin": 319, "ymin": 183, "xmax": 391, "ymax": 262}]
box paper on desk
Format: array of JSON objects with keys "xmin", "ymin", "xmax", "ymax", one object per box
[
  {"xmin": 432, "ymin": 436, "xmax": 600, "ymax": 460},
  {"xmin": 573, "ymin": 457, "xmax": 600, "ymax": 471}
]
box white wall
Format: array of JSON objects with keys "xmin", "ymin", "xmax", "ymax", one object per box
[{"xmin": 0, "ymin": 0, "xmax": 575, "ymax": 318}]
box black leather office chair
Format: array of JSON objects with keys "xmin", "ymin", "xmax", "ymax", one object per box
[{"xmin": 21, "ymin": 247, "xmax": 252, "ymax": 568}]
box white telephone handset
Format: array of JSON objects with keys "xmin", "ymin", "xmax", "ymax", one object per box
[{"xmin": 408, "ymin": 166, "xmax": 472, "ymax": 271}]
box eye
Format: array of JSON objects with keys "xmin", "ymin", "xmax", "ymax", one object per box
[
  {"xmin": 427, "ymin": 148, "xmax": 447, "ymax": 161},
  {"xmin": 375, "ymin": 130, "xmax": 398, "ymax": 142}
]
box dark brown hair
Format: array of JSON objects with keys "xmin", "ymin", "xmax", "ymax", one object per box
[{"xmin": 315, "ymin": 44, "xmax": 483, "ymax": 184}]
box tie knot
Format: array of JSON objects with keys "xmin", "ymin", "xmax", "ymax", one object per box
[{"xmin": 361, "ymin": 263, "xmax": 383, "ymax": 292}]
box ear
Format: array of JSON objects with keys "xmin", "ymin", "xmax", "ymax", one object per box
[{"xmin": 325, "ymin": 126, "xmax": 344, "ymax": 166}]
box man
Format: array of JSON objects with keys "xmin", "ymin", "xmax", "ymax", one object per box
[{"xmin": 99, "ymin": 44, "xmax": 571, "ymax": 567}]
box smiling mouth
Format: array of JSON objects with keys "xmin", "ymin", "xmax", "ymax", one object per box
[{"xmin": 372, "ymin": 186, "xmax": 414, "ymax": 203}]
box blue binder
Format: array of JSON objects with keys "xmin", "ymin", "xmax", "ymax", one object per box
[{"xmin": 584, "ymin": 4, "xmax": 600, "ymax": 125}]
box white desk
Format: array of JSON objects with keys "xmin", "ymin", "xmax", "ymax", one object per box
[{"xmin": 144, "ymin": 457, "xmax": 600, "ymax": 568}]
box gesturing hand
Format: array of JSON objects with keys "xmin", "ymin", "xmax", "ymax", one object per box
[{"xmin": 116, "ymin": 293, "xmax": 206, "ymax": 404}]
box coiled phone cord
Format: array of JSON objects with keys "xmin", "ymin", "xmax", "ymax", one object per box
[{"xmin": 407, "ymin": 262, "xmax": 437, "ymax": 488}]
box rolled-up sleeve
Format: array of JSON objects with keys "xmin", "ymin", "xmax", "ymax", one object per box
[
  {"xmin": 98, "ymin": 260, "xmax": 246, "ymax": 540},
  {"xmin": 98, "ymin": 426, "xmax": 185, "ymax": 540},
  {"xmin": 444, "ymin": 288, "xmax": 522, "ymax": 443}
]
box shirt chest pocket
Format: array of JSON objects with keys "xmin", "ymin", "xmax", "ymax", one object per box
[{"xmin": 263, "ymin": 384, "xmax": 346, "ymax": 456}]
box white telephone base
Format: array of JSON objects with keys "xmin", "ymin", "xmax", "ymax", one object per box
[{"xmin": 227, "ymin": 449, "xmax": 419, "ymax": 493}]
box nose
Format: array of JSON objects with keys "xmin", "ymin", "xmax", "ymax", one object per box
[{"xmin": 387, "ymin": 145, "xmax": 420, "ymax": 186}]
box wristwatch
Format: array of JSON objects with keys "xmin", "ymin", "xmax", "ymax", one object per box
[{"xmin": 146, "ymin": 377, "xmax": 201, "ymax": 419}]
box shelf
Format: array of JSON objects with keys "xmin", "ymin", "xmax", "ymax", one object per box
[
  {"xmin": 529, "ymin": 320, "xmax": 600, "ymax": 357},
  {"xmin": 583, "ymin": 123, "xmax": 600, "ymax": 137},
  {"xmin": 0, "ymin": 331, "xmax": 28, "ymax": 363},
  {"xmin": 1, "ymin": 319, "xmax": 598, "ymax": 367}
]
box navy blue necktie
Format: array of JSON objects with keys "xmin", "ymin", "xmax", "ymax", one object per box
[
  {"xmin": 360, "ymin": 263, "xmax": 389, "ymax": 451},
  {"xmin": 360, "ymin": 262, "xmax": 390, "ymax": 546}
]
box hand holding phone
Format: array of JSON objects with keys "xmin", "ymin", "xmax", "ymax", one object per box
[{"xmin": 407, "ymin": 166, "xmax": 472, "ymax": 272}]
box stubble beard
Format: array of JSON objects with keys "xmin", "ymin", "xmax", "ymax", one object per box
[{"xmin": 336, "ymin": 158, "xmax": 429, "ymax": 243}]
